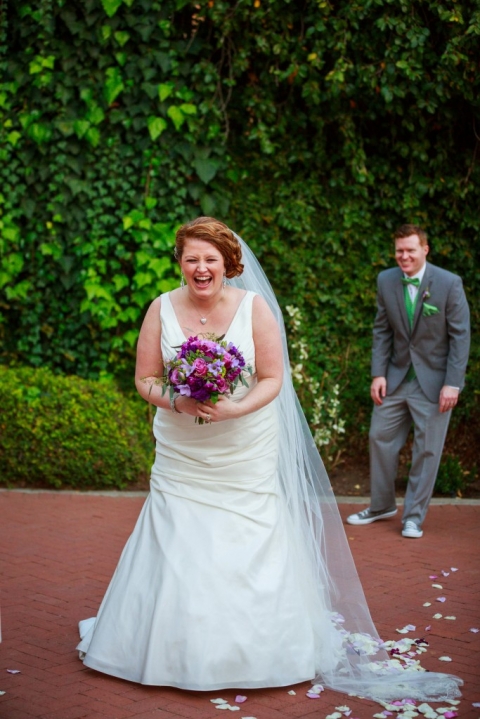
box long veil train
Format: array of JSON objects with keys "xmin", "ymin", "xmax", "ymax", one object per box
[{"xmin": 230, "ymin": 233, "xmax": 461, "ymax": 701}]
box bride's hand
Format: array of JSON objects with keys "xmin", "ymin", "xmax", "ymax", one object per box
[{"xmin": 196, "ymin": 396, "xmax": 241, "ymax": 423}]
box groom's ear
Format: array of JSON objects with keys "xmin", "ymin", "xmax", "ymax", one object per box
[{"xmin": 424, "ymin": 244, "xmax": 430, "ymax": 258}]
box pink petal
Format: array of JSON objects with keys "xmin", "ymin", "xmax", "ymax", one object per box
[
  {"xmin": 425, "ymin": 625, "xmax": 432, "ymax": 631},
  {"xmin": 306, "ymin": 692, "xmax": 321, "ymax": 699},
  {"xmin": 436, "ymin": 597, "xmax": 446, "ymax": 602},
  {"xmin": 444, "ymin": 713, "xmax": 457, "ymax": 718},
  {"xmin": 429, "ymin": 575, "xmax": 437, "ymax": 579},
  {"xmin": 235, "ymin": 696, "xmax": 247, "ymax": 704},
  {"xmin": 6, "ymin": 670, "xmax": 21, "ymax": 674}
]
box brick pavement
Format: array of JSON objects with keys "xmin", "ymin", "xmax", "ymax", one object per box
[{"xmin": 0, "ymin": 491, "xmax": 479, "ymax": 719}]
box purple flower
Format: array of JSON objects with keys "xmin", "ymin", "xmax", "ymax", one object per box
[{"xmin": 216, "ymin": 376, "xmax": 228, "ymax": 393}]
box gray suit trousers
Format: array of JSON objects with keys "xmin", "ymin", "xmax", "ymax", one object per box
[{"xmin": 369, "ymin": 378, "xmax": 451, "ymax": 526}]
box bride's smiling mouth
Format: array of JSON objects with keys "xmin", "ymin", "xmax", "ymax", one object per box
[{"xmin": 194, "ymin": 276, "xmax": 212, "ymax": 287}]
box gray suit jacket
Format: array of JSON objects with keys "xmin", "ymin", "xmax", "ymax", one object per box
[{"xmin": 371, "ymin": 262, "xmax": 470, "ymax": 403}]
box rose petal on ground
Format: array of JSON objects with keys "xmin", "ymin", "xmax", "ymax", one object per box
[
  {"xmin": 0, "ymin": 691, "xmax": 5, "ymax": 696},
  {"xmin": 216, "ymin": 705, "xmax": 230, "ymax": 710},
  {"xmin": 433, "ymin": 613, "xmax": 443, "ymax": 619},
  {"xmin": 429, "ymin": 575, "xmax": 438, "ymax": 579},
  {"xmin": 6, "ymin": 670, "xmax": 21, "ymax": 674},
  {"xmin": 450, "ymin": 567, "xmax": 458, "ymax": 572},
  {"xmin": 443, "ymin": 713, "xmax": 457, "ymax": 718},
  {"xmin": 441, "ymin": 571, "xmax": 450, "ymax": 577},
  {"xmin": 335, "ymin": 706, "xmax": 351, "ymax": 714},
  {"xmin": 470, "ymin": 628, "xmax": 480, "ymax": 633},
  {"xmin": 445, "ymin": 616, "xmax": 456, "ymax": 620},
  {"xmin": 228, "ymin": 707, "xmax": 240, "ymax": 711},
  {"xmin": 423, "ymin": 602, "xmax": 432, "ymax": 607},
  {"xmin": 306, "ymin": 692, "xmax": 321, "ymax": 699},
  {"xmin": 235, "ymin": 696, "xmax": 247, "ymax": 704},
  {"xmin": 287, "ymin": 690, "xmax": 296, "ymax": 695},
  {"xmin": 436, "ymin": 597, "xmax": 446, "ymax": 602},
  {"xmin": 432, "ymin": 584, "xmax": 443, "ymax": 589},
  {"xmin": 439, "ymin": 656, "xmax": 452, "ymax": 661},
  {"xmin": 425, "ymin": 625, "xmax": 432, "ymax": 631},
  {"xmin": 472, "ymin": 703, "xmax": 480, "ymax": 708},
  {"xmin": 326, "ymin": 713, "xmax": 342, "ymax": 719},
  {"xmin": 211, "ymin": 699, "xmax": 229, "ymax": 704},
  {"xmin": 311, "ymin": 684, "xmax": 324, "ymax": 693}
]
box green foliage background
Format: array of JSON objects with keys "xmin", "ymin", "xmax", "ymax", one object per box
[{"xmin": 1, "ymin": 0, "xmax": 479, "ymax": 468}]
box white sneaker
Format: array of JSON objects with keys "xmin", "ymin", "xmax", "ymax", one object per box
[
  {"xmin": 402, "ymin": 520, "xmax": 423, "ymax": 538},
  {"xmin": 346, "ymin": 507, "xmax": 397, "ymax": 525}
]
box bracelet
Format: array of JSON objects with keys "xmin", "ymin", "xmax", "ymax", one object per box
[{"xmin": 170, "ymin": 394, "xmax": 181, "ymax": 414}]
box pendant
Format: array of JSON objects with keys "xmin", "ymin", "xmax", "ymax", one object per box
[{"xmin": 200, "ymin": 318, "xmax": 207, "ymax": 325}]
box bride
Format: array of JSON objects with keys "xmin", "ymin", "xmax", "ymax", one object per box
[{"xmin": 77, "ymin": 217, "xmax": 462, "ymax": 701}]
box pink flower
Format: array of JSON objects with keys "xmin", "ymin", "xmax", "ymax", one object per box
[
  {"xmin": 216, "ymin": 376, "xmax": 228, "ymax": 393},
  {"xmin": 192, "ymin": 358, "xmax": 208, "ymax": 376}
]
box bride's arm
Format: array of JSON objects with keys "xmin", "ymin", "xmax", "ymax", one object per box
[
  {"xmin": 195, "ymin": 295, "xmax": 283, "ymax": 421},
  {"xmin": 135, "ymin": 297, "xmax": 203, "ymax": 416}
]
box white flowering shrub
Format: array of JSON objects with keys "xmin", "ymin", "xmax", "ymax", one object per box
[{"xmin": 286, "ymin": 305, "xmax": 346, "ymax": 469}]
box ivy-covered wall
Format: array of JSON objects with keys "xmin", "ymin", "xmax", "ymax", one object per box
[{"xmin": 1, "ymin": 0, "xmax": 479, "ymax": 454}]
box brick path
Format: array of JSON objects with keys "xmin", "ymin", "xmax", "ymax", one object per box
[{"xmin": 0, "ymin": 491, "xmax": 479, "ymax": 719}]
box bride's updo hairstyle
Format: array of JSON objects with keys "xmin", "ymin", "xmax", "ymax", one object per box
[{"xmin": 175, "ymin": 217, "xmax": 244, "ymax": 279}]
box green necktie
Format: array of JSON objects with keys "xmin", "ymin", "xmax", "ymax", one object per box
[
  {"xmin": 402, "ymin": 277, "xmax": 420, "ymax": 287},
  {"xmin": 403, "ymin": 280, "xmax": 419, "ymax": 381}
]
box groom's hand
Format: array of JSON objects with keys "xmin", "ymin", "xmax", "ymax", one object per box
[
  {"xmin": 439, "ymin": 385, "xmax": 459, "ymax": 413},
  {"xmin": 371, "ymin": 377, "xmax": 387, "ymax": 405}
]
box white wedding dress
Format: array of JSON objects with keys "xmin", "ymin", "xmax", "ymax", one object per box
[{"xmin": 77, "ymin": 291, "xmax": 344, "ymax": 688}]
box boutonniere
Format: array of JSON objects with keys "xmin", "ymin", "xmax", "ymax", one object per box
[{"xmin": 421, "ymin": 287, "xmax": 439, "ymax": 316}]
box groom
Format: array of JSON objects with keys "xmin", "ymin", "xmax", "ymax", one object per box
[{"xmin": 347, "ymin": 224, "xmax": 470, "ymax": 538}]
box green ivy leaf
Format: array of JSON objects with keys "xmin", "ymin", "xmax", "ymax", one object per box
[
  {"xmin": 179, "ymin": 103, "xmax": 197, "ymax": 116},
  {"xmin": 28, "ymin": 123, "xmax": 52, "ymax": 144},
  {"xmin": 86, "ymin": 106, "xmax": 106, "ymax": 125},
  {"xmin": 145, "ymin": 197, "xmax": 157, "ymax": 210},
  {"xmin": 85, "ymin": 127, "xmax": 101, "ymax": 147},
  {"xmin": 147, "ymin": 116, "xmax": 167, "ymax": 141},
  {"xmin": 194, "ymin": 158, "xmax": 219, "ymax": 184},
  {"xmin": 73, "ymin": 120, "xmax": 90, "ymax": 139},
  {"xmin": 166, "ymin": 105, "xmax": 185, "ymax": 131},
  {"xmin": 114, "ymin": 31, "xmax": 130, "ymax": 46},
  {"xmin": 7, "ymin": 131, "xmax": 22, "ymax": 146},
  {"xmin": 104, "ymin": 67, "xmax": 125, "ymax": 105},
  {"xmin": 101, "ymin": 0, "xmax": 123, "ymax": 18},
  {"xmin": 115, "ymin": 52, "xmax": 127, "ymax": 66},
  {"xmin": 158, "ymin": 82, "xmax": 174, "ymax": 102}
]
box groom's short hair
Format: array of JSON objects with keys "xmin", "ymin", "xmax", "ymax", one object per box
[{"xmin": 394, "ymin": 224, "xmax": 428, "ymax": 246}]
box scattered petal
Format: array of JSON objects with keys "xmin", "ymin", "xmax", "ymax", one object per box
[
  {"xmin": 326, "ymin": 714, "xmax": 342, "ymax": 719},
  {"xmin": 429, "ymin": 575, "xmax": 438, "ymax": 579},
  {"xmin": 373, "ymin": 714, "xmax": 388, "ymax": 719},
  {"xmin": 335, "ymin": 706, "xmax": 351, "ymax": 715},
  {"xmin": 441, "ymin": 571, "xmax": 450, "ymax": 577},
  {"xmin": 445, "ymin": 616, "xmax": 456, "ymax": 620},
  {"xmin": 215, "ymin": 706, "xmax": 231, "ymax": 710},
  {"xmin": 311, "ymin": 684, "xmax": 324, "ymax": 693},
  {"xmin": 432, "ymin": 584, "xmax": 443, "ymax": 589},
  {"xmin": 6, "ymin": 670, "xmax": 21, "ymax": 674},
  {"xmin": 423, "ymin": 602, "xmax": 432, "ymax": 607},
  {"xmin": 0, "ymin": 691, "xmax": 5, "ymax": 696},
  {"xmin": 439, "ymin": 656, "xmax": 452, "ymax": 662},
  {"xmin": 228, "ymin": 708, "xmax": 240, "ymax": 712},
  {"xmin": 433, "ymin": 614, "xmax": 443, "ymax": 619},
  {"xmin": 211, "ymin": 699, "xmax": 228, "ymax": 705},
  {"xmin": 306, "ymin": 692, "xmax": 321, "ymax": 699},
  {"xmin": 425, "ymin": 625, "xmax": 432, "ymax": 631},
  {"xmin": 287, "ymin": 690, "xmax": 296, "ymax": 695},
  {"xmin": 450, "ymin": 567, "xmax": 458, "ymax": 572},
  {"xmin": 235, "ymin": 696, "xmax": 247, "ymax": 704},
  {"xmin": 396, "ymin": 624, "xmax": 416, "ymax": 634},
  {"xmin": 470, "ymin": 628, "xmax": 480, "ymax": 633},
  {"xmin": 436, "ymin": 597, "xmax": 446, "ymax": 603},
  {"xmin": 443, "ymin": 713, "xmax": 457, "ymax": 718},
  {"xmin": 472, "ymin": 703, "xmax": 480, "ymax": 707}
]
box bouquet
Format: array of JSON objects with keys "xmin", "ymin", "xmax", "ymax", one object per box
[{"xmin": 163, "ymin": 335, "xmax": 252, "ymax": 423}]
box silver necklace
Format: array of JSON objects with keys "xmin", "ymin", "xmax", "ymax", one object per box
[{"xmin": 188, "ymin": 291, "xmax": 224, "ymax": 325}]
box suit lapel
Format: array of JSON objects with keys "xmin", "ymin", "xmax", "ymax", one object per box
[
  {"xmin": 393, "ymin": 269, "xmax": 410, "ymax": 336},
  {"xmin": 411, "ymin": 262, "xmax": 432, "ymax": 335}
]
